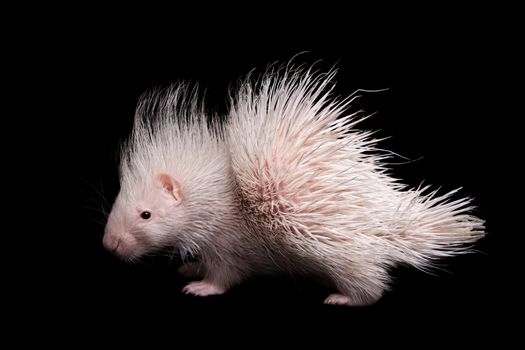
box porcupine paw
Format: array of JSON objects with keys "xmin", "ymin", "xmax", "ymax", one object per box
[
  {"xmin": 182, "ymin": 281, "xmax": 226, "ymax": 297},
  {"xmin": 323, "ymin": 294, "xmax": 353, "ymax": 306},
  {"xmin": 177, "ymin": 262, "xmax": 202, "ymax": 278}
]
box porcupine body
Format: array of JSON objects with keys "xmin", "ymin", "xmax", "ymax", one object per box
[{"xmin": 227, "ymin": 67, "xmax": 485, "ymax": 305}]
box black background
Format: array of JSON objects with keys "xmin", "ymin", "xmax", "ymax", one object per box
[{"xmin": 78, "ymin": 13, "xmax": 514, "ymax": 339}]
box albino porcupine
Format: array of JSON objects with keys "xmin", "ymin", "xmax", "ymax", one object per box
[{"xmin": 103, "ymin": 67, "xmax": 485, "ymax": 306}]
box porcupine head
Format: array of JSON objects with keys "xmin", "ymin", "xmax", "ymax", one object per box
[{"xmin": 103, "ymin": 85, "xmax": 241, "ymax": 273}]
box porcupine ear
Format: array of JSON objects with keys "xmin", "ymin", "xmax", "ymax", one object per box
[{"xmin": 156, "ymin": 174, "xmax": 183, "ymax": 203}]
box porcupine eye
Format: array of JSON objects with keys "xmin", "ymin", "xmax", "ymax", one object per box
[{"xmin": 140, "ymin": 211, "xmax": 151, "ymax": 220}]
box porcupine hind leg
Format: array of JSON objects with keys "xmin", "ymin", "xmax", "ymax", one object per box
[{"xmin": 324, "ymin": 266, "xmax": 388, "ymax": 306}]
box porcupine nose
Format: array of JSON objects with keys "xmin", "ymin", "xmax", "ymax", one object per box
[{"xmin": 103, "ymin": 234, "xmax": 121, "ymax": 253}]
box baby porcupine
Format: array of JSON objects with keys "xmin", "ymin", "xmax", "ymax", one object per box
[{"xmin": 103, "ymin": 66, "xmax": 485, "ymax": 306}]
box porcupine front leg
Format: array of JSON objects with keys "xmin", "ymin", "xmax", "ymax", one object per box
[{"xmin": 182, "ymin": 260, "xmax": 246, "ymax": 297}]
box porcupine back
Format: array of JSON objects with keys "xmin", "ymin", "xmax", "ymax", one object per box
[{"xmin": 227, "ymin": 66, "xmax": 485, "ymax": 275}]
